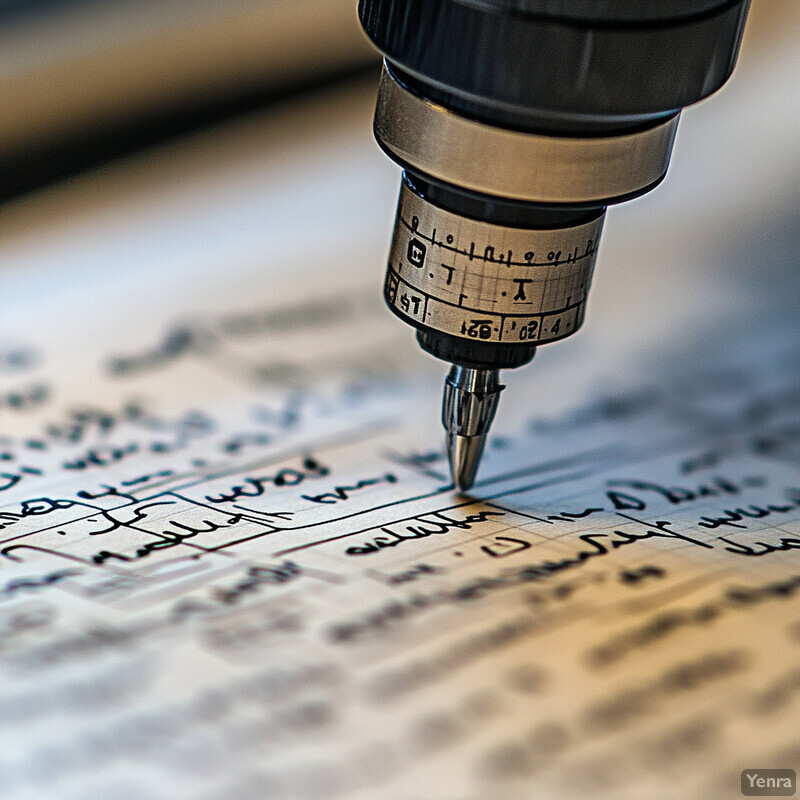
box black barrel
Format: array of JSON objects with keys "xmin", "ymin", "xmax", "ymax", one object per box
[{"xmin": 359, "ymin": 0, "xmax": 751, "ymax": 131}]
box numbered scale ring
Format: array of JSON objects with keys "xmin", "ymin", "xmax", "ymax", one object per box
[{"xmin": 384, "ymin": 181, "xmax": 605, "ymax": 347}]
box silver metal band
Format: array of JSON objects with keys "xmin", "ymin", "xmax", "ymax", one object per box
[
  {"xmin": 385, "ymin": 182, "xmax": 605, "ymax": 346},
  {"xmin": 374, "ymin": 65, "xmax": 680, "ymax": 204}
]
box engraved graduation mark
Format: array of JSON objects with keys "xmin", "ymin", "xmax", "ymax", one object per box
[{"xmin": 385, "ymin": 183, "xmax": 604, "ymax": 345}]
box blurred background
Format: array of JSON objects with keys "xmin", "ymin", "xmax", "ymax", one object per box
[
  {"xmin": 0, "ymin": 0, "xmax": 377, "ymax": 199},
  {"xmin": 0, "ymin": 0, "xmax": 795, "ymax": 203}
]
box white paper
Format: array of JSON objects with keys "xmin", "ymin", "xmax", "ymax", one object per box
[{"xmin": 1, "ymin": 14, "xmax": 800, "ymax": 799}]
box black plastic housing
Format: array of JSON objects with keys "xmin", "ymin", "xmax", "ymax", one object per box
[{"xmin": 359, "ymin": 0, "xmax": 750, "ymax": 129}]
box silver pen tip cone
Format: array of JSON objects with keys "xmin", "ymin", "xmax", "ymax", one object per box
[
  {"xmin": 447, "ymin": 433, "xmax": 487, "ymax": 493},
  {"xmin": 441, "ymin": 365, "xmax": 504, "ymax": 493}
]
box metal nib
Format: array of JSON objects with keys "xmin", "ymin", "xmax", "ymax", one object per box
[
  {"xmin": 446, "ymin": 432, "xmax": 488, "ymax": 494},
  {"xmin": 442, "ymin": 365, "xmax": 504, "ymax": 493}
]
